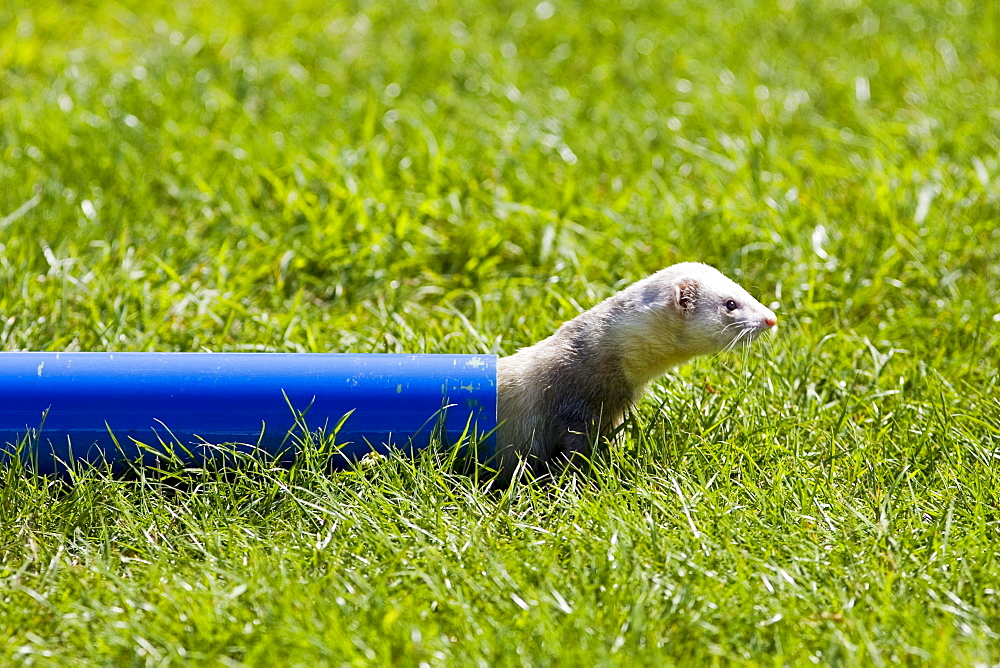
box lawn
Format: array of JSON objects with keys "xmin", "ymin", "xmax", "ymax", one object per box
[{"xmin": 1, "ymin": 0, "xmax": 999, "ymax": 664}]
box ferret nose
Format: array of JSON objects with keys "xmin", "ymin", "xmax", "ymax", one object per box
[{"xmin": 764, "ymin": 312, "xmax": 777, "ymax": 328}]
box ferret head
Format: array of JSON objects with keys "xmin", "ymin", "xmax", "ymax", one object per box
[
  {"xmin": 613, "ymin": 262, "xmax": 777, "ymax": 386},
  {"xmin": 660, "ymin": 262, "xmax": 776, "ymax": 353}
]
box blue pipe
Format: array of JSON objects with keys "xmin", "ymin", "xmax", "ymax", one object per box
[{"xmin": 0, "ymin": 353, "xmax": 497, "ymax": 474}]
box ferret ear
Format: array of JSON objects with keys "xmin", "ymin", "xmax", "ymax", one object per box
[{"xmin": 673, "ymin": 277, "xmax": 699, "ymax": 314}]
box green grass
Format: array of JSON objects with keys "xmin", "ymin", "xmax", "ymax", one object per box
[{"xmin": 2, "ymin": 0, "xmax": 1000, "ymax": 663}]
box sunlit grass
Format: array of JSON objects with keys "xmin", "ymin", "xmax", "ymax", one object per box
[{"xmin": 1, "ymin": 0, "xmax": 999, "ymax": 663}]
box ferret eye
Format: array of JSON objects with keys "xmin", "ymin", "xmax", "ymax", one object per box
[{"xmin": 725, "ymin": 300, "xmax": 738, "ymax": 311}]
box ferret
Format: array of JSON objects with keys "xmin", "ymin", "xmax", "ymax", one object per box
[{"xmin": 493, "ymin": 262, "xmax": 776, "ymax": 482}]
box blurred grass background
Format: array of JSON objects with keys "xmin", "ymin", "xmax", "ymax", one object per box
[{"xmin": 1, "ymin": 0, "xmax": 999, "ymax": 664}]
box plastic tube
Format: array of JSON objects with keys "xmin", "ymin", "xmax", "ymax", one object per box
[{"xmin": 0, "ymin": 352, "xmax": 496, "ymax": 474}]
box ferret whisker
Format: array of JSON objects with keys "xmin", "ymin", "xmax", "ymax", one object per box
[{"xmin": 723, "ymin": 327, "xmax": 749, "ymax": 354}]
